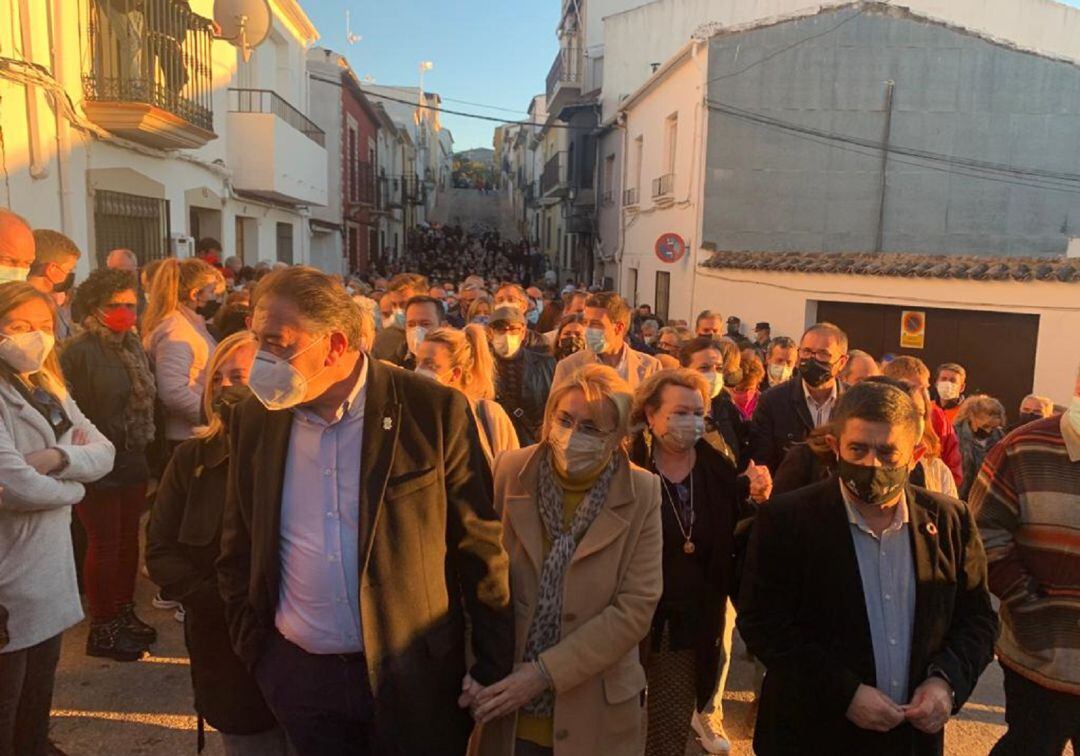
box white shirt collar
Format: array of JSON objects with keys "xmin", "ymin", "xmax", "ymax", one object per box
[{"xmin": 802, "ymin": 379, "xmax": 839, "ymax": 407}]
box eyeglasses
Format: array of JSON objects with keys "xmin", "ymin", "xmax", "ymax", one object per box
[
  {"xmin": 553, "ymin": 411, "xmax": 613, "ymax": 439},
  {"xmin": 798, "ymin": 347, "xmax": 837, "ymax": 363}
]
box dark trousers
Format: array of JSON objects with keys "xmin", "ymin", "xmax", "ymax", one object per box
[
  {"xmin": 0, "ymin": 633, "xmax": 62, "ymax": 756},
  {"xmin": 991, "ymin": 664, "xmax": 1080, "ymax": 755},
  {"xmin": 253, "ymin": 630, "xmax": 375, "ymax": 756},
  {"xmin": 76, "ymin": 482, "xmax": 147, "ymax": 622}
]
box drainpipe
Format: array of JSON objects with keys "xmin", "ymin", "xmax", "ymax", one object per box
[
  {"xmin": 875, "ymin": 80, "xmax": 895, "ymax": 253},
  {"xmin": 46, "ymin": 0, "xmax": 74, "ymax": 237}
]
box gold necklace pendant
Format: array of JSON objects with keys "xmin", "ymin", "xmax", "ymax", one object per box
[{"xmin": 683, "ymin": 540, "xmax": 696, "ymax": 555}]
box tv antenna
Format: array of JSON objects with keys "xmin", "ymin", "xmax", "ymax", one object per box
[{"xmin": 346, "ymin": 10, "xmax": 362, "ymax": 45}]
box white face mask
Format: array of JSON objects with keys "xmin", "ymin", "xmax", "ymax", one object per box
[
  {"xmin": 0, "ymin": 330, "xmax": 55, "ymax": 373},
  {"xmin": 548, "ymin": 423, "xmax": 611, "ymax": 477},
  {"xmin": 702, "ymin": 371, "xmax": 724, "ymax": 399},
  {"xmin": 0, "ymin": 265, "xmax": 28, "ymax": 283},
  {"xmin": 936, "ymin": 381, "xmax": 960, "ymax": 402},
  {"xmin": 492, "ymin": 332, "xmax": 522, "ymax": 359},
  {"xmin": 767, "ymin": 363, "xmax": 793, "ymax": 384},
  {"xmin": 660, "ymin": 414, "xmax": 705, "ymax": 452},
  {"xmin": 406, "ymin": 326, "xmax": 427, "ymax": 356},
  {"xmin": 1068, "ymin": 395, "xmax": 1080, "ymax": 435},
  {"xmin": 248, "ymin": 336, "xmax": 327, "ymax": 411}
]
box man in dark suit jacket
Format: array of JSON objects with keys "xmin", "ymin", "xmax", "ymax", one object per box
[
  {"xmin": 739, "ymin": 381, "xmax": 997, "ymax": 756},
  {"xmin": 750, "ymin": 322, "xmax": 849, "ymax": 473},
  {"xmin": 217, "ymin": 267, "xmax": 513, "ymax": 756}
]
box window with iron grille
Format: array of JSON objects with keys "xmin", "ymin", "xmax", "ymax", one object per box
[{"xmin": 93, "ymin": 190, "xmax": 171, "ymax": 268}]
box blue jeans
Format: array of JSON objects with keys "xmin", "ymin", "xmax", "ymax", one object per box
[{"xmin": 0, "ymin": 633, "xmax": 62, "ymax": 756}]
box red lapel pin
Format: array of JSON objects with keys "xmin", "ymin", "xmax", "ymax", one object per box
[{"xmin": 923, "ymin": 522, "xmax": 938, "ymax": 537}]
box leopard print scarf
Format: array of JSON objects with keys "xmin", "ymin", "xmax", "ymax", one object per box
[{"xmin": 522, "ymin": 447, "xmax": 620, "ymax": 717}]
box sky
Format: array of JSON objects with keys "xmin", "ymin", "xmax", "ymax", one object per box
[{"xmin": 303, "ymin": 0, "xmax": 561, "ymax": 152}]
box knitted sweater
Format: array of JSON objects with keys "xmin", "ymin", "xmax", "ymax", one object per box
[{"xmin": 970, "ymin": 414, "xmax": 1080, "ymax": 694}]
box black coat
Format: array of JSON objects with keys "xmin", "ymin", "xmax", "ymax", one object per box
[
  {"xmin": 629, "ymin": 435, "xmax": 752, "ymax": 710},
  {"xmin": 370, "ymin": 324, "xmax": 408, "ymax": 366},
  {"xmin": 711, "ymin": 391, "xmax": 748, "ymax": 472},
  {"xmin": 60, "ymin": 330, "xmax": 150, "ymax": 487},
  {"xmin": 145, "ymin": 433, "xmax": 275, "ymax": 735},
  {"xmin": 738, "ymin": 477, "xmax": 998, "ymax": 756},
  {"xmin": 216, "ymin": 357, "xmax": 514, "ymax": 755},
  {"xmin": 749, "ymin": 377, "xmax": 825, "ymax": 474},
  {"xmin": 494, "ymin": 348, "xmax": 554, "ymax": 446}
]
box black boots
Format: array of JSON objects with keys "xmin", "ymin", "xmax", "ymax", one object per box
[
  {"xmin": 86, "ymin": 618, "xmax": 147, "ymax": 662},
  {"xmin": 119, "ymin": 602, "xmax": 158, "ymax": 644}
]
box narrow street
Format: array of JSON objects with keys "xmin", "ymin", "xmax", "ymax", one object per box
[
  {"xmin": 48, "ymin": 565, "xmax": 1017, "ymax": 755},
  {"xmin": 427, "ymin": 187, "xmax": 521, "ymax": 240}
]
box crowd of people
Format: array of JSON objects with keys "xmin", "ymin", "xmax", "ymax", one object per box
[{"xmin": 0, "ymin": 208, "xmax": 1077, "ymax": 756}]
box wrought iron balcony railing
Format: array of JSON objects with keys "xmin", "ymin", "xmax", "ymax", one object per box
[
  {"xmin": 228, "ymin": 89, "xmax": 326, "ymax": 147},
  {"xmin": 652, "ymin": 173, "xmax": 675, "ymax": 198}
]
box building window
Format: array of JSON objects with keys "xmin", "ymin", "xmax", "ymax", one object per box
[
  {"xmin": 348, "ymin": 126, "xmax": 358, "ymax": 203},
  {"xmin": 664, "ymin": 113, "xmax": 678, "ymax": 174},
  {"xmin": 276, "ymin": 222, "xmax": 294, "ymax": 264},
  {"xmin": 602, "ymin": 154, "xmax": 615, "ymax": 206},
  {"xmin": 93, "ymin": 189, "xmax": 170, "ymax": 268}
]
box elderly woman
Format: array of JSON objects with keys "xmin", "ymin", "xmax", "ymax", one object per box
[
  {"xmin": 954, "ymin": 394, "xmax": 1007, "ymax": 499},
  {"xmin": 1010, "ymin": 393, "xmax": 1055, "ymax": 432},
  {"xmin": 472, "ymin": 364, "xmax": 662, "ymax": 756},
  {"xmin": 628, "ymin": 369, "xmax": 769, "ymax": 756}
]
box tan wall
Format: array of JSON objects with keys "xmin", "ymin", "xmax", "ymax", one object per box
[{"xmin": 693, "ymin": 266, "xmax": 1080, "ymax": 404}]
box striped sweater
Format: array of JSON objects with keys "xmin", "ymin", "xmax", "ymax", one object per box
[{"xmin": 970, "ymin": 414, "xmax": 1080, "ymax": 694}]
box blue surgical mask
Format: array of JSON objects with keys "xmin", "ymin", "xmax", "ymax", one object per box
[
  {"xmin": 393, "ymin": 309, "xmax": 406, "ymax": 329},
  {"xmin": 585, "ymin": 327, "xmax": 607, "ymax": 354},
  {"xmin": 526, "ymin": 308, "xmax": 539, "ymax": 325}
]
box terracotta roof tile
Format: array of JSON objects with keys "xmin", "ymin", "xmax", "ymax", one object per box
[{"xmin": 701, "ymin": 251, "xmax": 1080, "ymax": 283}]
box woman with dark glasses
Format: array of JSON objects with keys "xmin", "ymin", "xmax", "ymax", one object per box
[
  {"xmin": 0, "ymin": 281, "xmax": 115, "ymax": 756},
  {"xmin": 62, "ymin": 268, "xmax": 157, "ymax": 662}
]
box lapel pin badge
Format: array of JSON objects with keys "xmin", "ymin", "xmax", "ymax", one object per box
[
  {"xmin": 382, "ymin": 416, "xmax": 393, "ymax": 431},
  {"xmin": 923, "ymin": 522, "xmax": 938, "ymax": 537}
]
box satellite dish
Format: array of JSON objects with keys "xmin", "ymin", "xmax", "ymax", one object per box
[{"xmin": 214, "ymin": 0, "xmax": 272, "ymax": 63}]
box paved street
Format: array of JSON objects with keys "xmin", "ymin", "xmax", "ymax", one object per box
[
  {"xmin": 48, "ymin": 564, "xmax": 1030, "ymax": 756},
  {"xmin": 427, "ymin": 187, "xmax": 521, "ymax": 240}
]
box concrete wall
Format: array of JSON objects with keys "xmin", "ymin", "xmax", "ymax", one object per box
[
  {"xmin": 702, "ymin": 6, "xmax": 1080, "ymax": 256},
  {"xmin": 693, "ymin": 265, "xmax": 1080, "ymax": 405},
  {"xmin": 226, "ymin": 112, "xmax": 328, "ymax": 207}
]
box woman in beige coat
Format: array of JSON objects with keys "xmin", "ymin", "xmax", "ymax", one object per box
[{"xmin": 471, "ymin": 363, "xmax": 663, "ymax": 756}]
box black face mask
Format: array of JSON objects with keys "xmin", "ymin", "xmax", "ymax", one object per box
[
  {"xmin": 1017, "ymin": 412, "xmax": 1042, "ymax": 427},
  {"xmin": 211, "ymin": 384, "xmax": 252, "ymax": 420},
  {"xmin": 838, "ymin": 458, "xmax": 909, "ymax": 506},
  {"xmin": 54, "ymin": 273, "xmax": 76, "ymax": 294},
  {"xmin": 197, "ymin": 299, "xmax": 221, "ymax": 320},
  {"xmin": 555, "ymin": 334, "xmax": 585, "ymax": 360},
  {"xmin": 799, "ymin": 357, "xmax": 834, "ymax": 388}
]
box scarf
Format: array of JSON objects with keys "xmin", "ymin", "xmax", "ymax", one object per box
[
  {"xmin": 85, "ymin": 317, "xmax": 157, "ymax": 449},
  {"xmin": 522, "ymin": 448, "xmax": 620, "ymax": 717}
]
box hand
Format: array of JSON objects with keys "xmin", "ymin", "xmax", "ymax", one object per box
[
  {"xmin": 903, "ymin": 677, "xmax": 953, "ymax": 734},
  {"xmin": 23, "ymin": 448, "xmax": 64, "ymax": 475},
  {"xmin": 845, "ymin": 684, "xmax": 906, "ymax": 732},
  {"xmin": 72, "ymin": 428, "xmax": 89, "ymax": 446},
  {"xmin": 472, "ymin": 662, "xmax": 549, "ymax": 724},
  {"xmin": 458, "ymin": 673, "xmax": 484, "ymax": 714},
  {"xmin": 743, "ymin": 459, "xmax": 772, "ymax": 502}
]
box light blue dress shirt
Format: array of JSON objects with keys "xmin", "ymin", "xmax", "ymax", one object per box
[
  {"xmin": 274, "ymin": 358, "xmax": 368, "ymax": 654},
  {"xmin": 841, "ymin": 483, "xmax": 916, "ymax": 704}
]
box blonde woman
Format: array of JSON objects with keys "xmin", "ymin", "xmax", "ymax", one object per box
[
  {"xmin": 142, "ymin": 257, "xmax": 222, "ymax": 451},
  {"xmin": 472, "ymin": 364, "xmax": 662, "ymax": 756},
  {"xmin": 468, "ymin": 293, "xmax": 494, "ymax": 325},
  {"xmin": 415, "ymin": 324, "xmax": 518, "ymax": 463},
  {"xmin": 0, "ymin": 282, "xmax": 115, "ymax": 756},
  {"xmin": 146, "ymin": 332, "xmax": 289, "ymax": 755}
]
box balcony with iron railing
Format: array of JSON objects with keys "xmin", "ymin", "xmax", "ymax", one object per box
[
  {"xmin": 601, "ymin": 189, "xmax": 615, "ymax": 207},
  {"xmin": 652, "ymin": 173, "xmax": 675, "ymax": 199},
  {"xmin": 229, "ymin": 89, "xmax": 326, "ymax": 146},
  {"xmin": 83, "ymin": 0, "xmax": 216, "ymax": 149},
  {"xmin": 226, "ymin": 88, "xmax": 328, "ymax": 206},
  {"xmin": 402, "ymin": 175, "xmax": 425, "ymax": 205},
  {"xmin": 623, "ymin": 187, "xmax": 639, "ymax": 207},
  {"xmin": 542, "ymin": 152, "xmax": 570, "ymax": 197},
  {"xmin": 545, "ymin": 46, "xmax": 582, "ymax": 109},
  {"xmin": 378, "ymin": 176, "xmax": 404, "ymax": 209}
]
